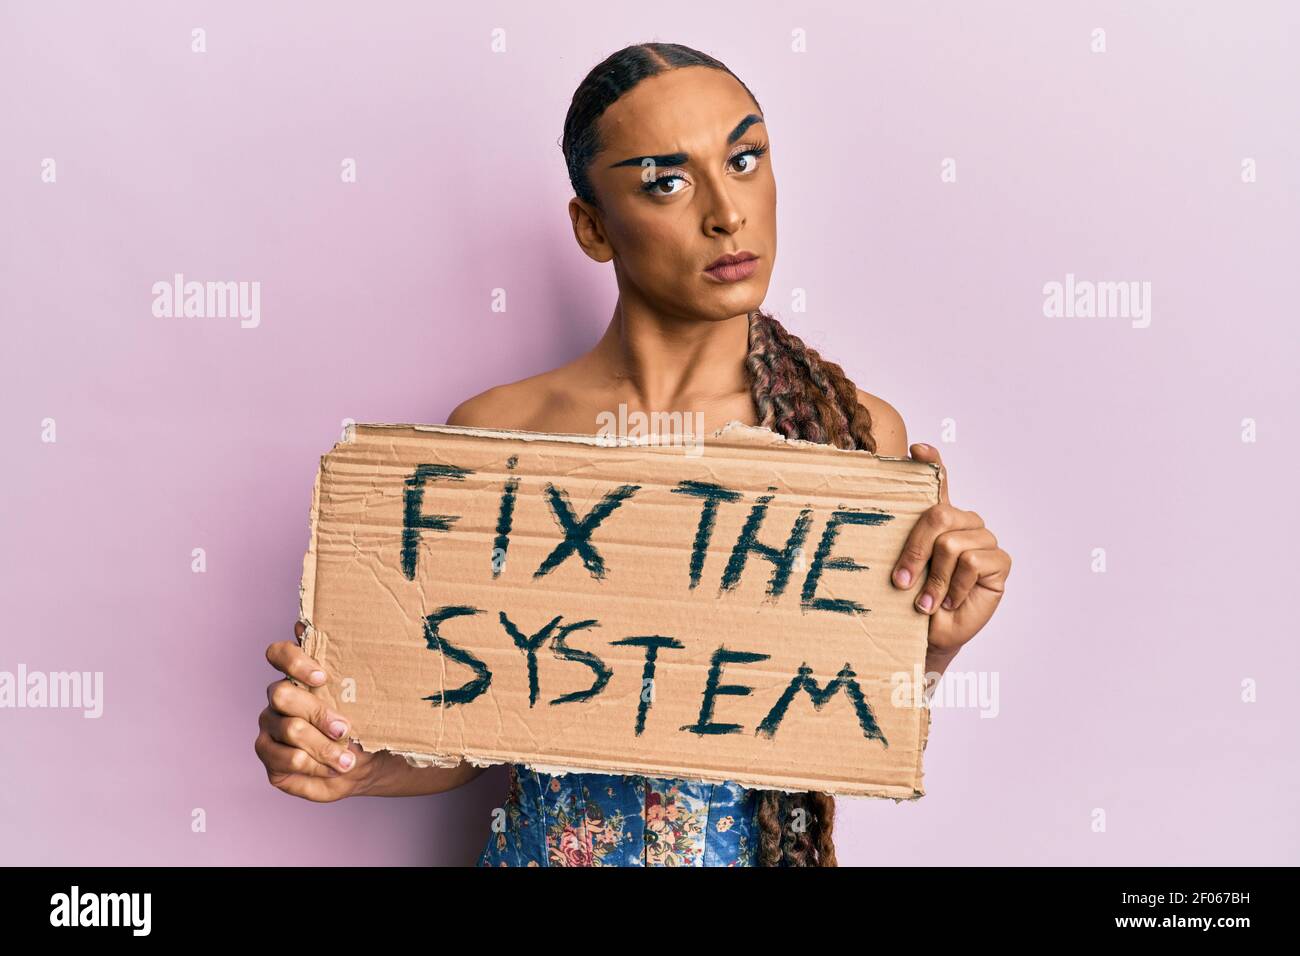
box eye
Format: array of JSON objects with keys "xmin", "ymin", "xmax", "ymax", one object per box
[
  {"xmin": 729, "ymin": 143, "xmax": 768, "ymax": 174},
  {"xmin": 639, "ymin": 143, "xmax": 768, "ymax": 197},
  {"xmin": 642, "ymin": 173, "xmax": 688, "ymax": 196}
]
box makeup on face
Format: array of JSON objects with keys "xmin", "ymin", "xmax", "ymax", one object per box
[
  {"xmin": 608, "ymin": 113, "xmax": 766, "ymax": 172},
  {"xmin": 608, "ymin": 114, "xmax": 768, "ymax": 200},
  {"xmin": 703, "ymin": 251, "xmax": 759, "ymax": 283},
  {"xmin": 605, "ymin": 108, "xmax": 770, "ymax": 287}
]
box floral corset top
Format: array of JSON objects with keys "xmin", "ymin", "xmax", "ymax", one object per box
[{"xmin": 477, "ymin": 763, "xmax": 760, "ymax": 866}]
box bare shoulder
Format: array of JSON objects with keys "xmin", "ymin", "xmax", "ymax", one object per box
[
  {"xmin": 445, "ymin": 381, "xmax": 525, "ymax": 429},
  {"xmin": 446, "ymin": 378, "xmax": 544, "ymax": 430},
  {"xmin": 445, "ymin": 365, "xmax": 581, "ymax": 431},
  {"xmin": 855, "ymin": 388, "xmax": 909, "ymax": 458}
]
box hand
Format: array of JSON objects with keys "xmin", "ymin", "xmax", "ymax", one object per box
[
  {"xmin": 891, "ymin": 444, "xmax": 1012, "ymax": 662},
  {"xmin": 254, "ymin": 621, "xmax": 380, "ymax": 802}
]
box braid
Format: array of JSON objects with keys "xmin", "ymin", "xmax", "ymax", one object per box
[
  {"xmin": 747, "ymin": 308, "xmax": 875, "ymax": 867},
  {"xmin": 806, "ymin": 791, "xmax": 838, "ymax": 866},
  {"xmin": 748, "ymin": 309, "xmax": 876, "ymax": 454}
]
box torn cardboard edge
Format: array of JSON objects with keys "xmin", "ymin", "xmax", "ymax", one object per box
[
  {"xmin": 379, "ymin": 729, "xmax": 930, "ymax": 801},
  {"xmin": 334, "ymin": 417, "xmax": 922, "ymax": 462},
  {"xmin": 296, "ymin": 420, "xmax": 936, "ymax": 801}
]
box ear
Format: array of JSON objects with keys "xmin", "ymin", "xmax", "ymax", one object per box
[{"xmin": 569, "ymin": 197, "xmax": 613, "ymax": 263}]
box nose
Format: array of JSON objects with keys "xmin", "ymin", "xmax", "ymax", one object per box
[{"xmin": 701, "ymin": 176, "xmax": 745, "ymax": 236}]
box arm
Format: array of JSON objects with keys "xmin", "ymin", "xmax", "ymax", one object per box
[
  {"xmin": 258, "ymin": 626, "xmax": 490, "ymax": 801},
  {"xmin": 354, "ymin": 753, "xmax": 488, "ymax": 798},
  {"xmin": 855, "ymin": 389, "xmax": 973, "ymax": 681},
  {"xmin": 255, "ymin": 394, "xmax": 519, "ymax": 803},
  {"xmin": 344, "ymin": 395, "xmax": 514, "ymax": 796},
  {"xmin": 859, "ymin": 389, "xmax": 1012, "ymax": 688}
]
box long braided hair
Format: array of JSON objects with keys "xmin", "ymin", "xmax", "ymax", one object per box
[
  {"xmin": 562, "ymin": 43, "xmax": 877, "ymax": 867},
  {"xmin": 745, "ymin": 309, "xmax": 875, "ymax": 867}
]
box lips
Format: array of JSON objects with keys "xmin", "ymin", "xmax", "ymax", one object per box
[
  {"xmin": 706, "ymin": 251, "xmax": 757, "ymax": 270},
  {"xmin": 704, "ymin": 251, "xmax": 759, "ymax": 282}
]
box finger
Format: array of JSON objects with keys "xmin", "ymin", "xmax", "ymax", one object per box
[
  {"xmin": 254, "ymin": 729, "xmax": 339, "ymax": 778},
  {"xmin": 266, "ymin": 638, "xmax": 327, "ymax": 688},
  {"xmin": 917, "ymin": 530, "xmax": 999, "ymax": 613},
  {"xmin": 909, "ymin": 443, "xmax": 949, "ymax": 506},
  {"xmin": 941, "ymin": 546, "xmax": 1008, "ymax": 613},
  {"xmin": 891, "ymin": 504, "xmax": 981, "ymax": 591},
  {"xmin": 259, "ymin": 707, "xmax": 358, "ymax": 773},
  {"xmin": 265, "ymin": 679, "xmax": 351, "ymax": 743},
  {"xmin": 266, "ymin": 767, "xmax": 348, "ymax": 804}
]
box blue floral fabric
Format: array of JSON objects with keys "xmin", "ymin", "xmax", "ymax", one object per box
[{"xmin": 477, "ymin": 763, "xmax": 760, "ymax": 866}]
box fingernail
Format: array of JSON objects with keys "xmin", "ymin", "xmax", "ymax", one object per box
[
  {"xmin": 329, "ymin": 720, "xmax": 347, "ymax": 739},
  {"xmin": 894, "ymin": 568, "xmax": 911, "ymax": 588},
  {"xmin": 308, "ymin": 670, "xmax": 326, "ymax": 685},
  {"xmin": 941, "ymin": 595, "xmax": 954, "ymax": 610},
  {"xmin": 917, "ymin": 593, "xmax": 933, "ymax": 613},
  {"xmin": 339, "ymin": 752, "xmax": 355, "ymax": 770}
]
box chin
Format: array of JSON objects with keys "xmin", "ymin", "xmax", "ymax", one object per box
[
  {"xmin": 705, "ymin": 288, "xmax": 766, "ymax": 318},
  {"xmin": 703, "ymin": 301, "xmax": 763, "ymax": 323}
]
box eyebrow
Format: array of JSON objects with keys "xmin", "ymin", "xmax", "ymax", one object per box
[{"xmin": 608, "ymin": 113, "xmax": 765, "ymax": 169}]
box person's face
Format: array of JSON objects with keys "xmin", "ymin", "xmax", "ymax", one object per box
[{"xmin": 572, "ymin": 66, "xmax": 777, "ymax": 323}]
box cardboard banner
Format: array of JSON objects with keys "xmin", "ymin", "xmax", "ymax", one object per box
[{"xmin": 298, "ymin": 422, "xmax": 940, "ymax": 798}]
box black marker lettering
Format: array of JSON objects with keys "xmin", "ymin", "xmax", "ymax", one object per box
[
  {"xmin": 534, "ymin": 483, "xmax": 640, "ymax": 579},
  {"xmin": 492, "ymin": 456, "xmax": 519, "ymax": 579},
  {"xmin": 720, "ymin": 494, "xmax": 813, "ymax": 598},
  {"xmin": 800, "ymin": 509, "xmax": 893, "ymax": 614},
  {"xmin": 419, "ymin": 605, "xmax": 491, "ymax": 706},
  {"xmin": 671, "ymin": 480, "xmax": 742, "ymax": 589},
  {"xmin": 548, "ymin": 618, "xmax": 611, "ymax": 705},
  {"xmin": 498, "ymin": 611, "xmax": 563, "ymax": 707},
  {"xmin": 610, "ymin": 635, "xmax": 685, "ymax": 735},
  {"xmin": 756, "ymin": 662, "xmax": 886, "ymax": 744},
  {"xmin": 401, "ymin": 463, "xmax": 473, "ymax": 580},
  {"xmin": 681, "ymin": 646, "xmax": 770, "ymax": 736}
]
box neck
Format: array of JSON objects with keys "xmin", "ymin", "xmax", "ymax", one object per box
[{"xmin": 589, "ymin": 300, "xmax": 754, "ymax": 410}]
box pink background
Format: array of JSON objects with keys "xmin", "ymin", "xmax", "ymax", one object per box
[{"xmin": 2, "ymin": 1, "xmax": 1296, "ymax": 865}]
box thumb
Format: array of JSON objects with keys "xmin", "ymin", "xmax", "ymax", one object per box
[{"xmin": 909, "ymin": 442, "xmax": 948, "ymax": 504}]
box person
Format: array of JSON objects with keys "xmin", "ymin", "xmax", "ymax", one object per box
[{"xmin": 255, "ymin": 42, "xmax": 1012, "ymax": 867}]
